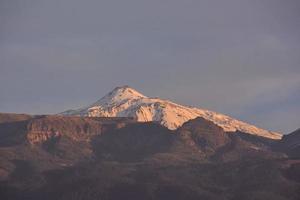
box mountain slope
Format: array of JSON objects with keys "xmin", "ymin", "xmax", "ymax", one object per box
[
  {"xmin": 0, "ymin": 114, "xmax": 298, "ymax": 200},
  {"xmin": 61, "ymin": 86, "xmax": 281, "ymax": 139},
  {"xmin": 275, "ymin": 129, "xmax": 300, "ymax": 158}
]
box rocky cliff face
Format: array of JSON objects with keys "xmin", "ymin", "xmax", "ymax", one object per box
[
  {"xmin": 26, "ymin": 116, "xmax": 136, "ymax": 144},
  {"xmin": 0, "ymin": 114, "xmax": 135, "ymax": 145}
]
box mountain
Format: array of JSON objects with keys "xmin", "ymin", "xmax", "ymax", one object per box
[
  {"xmin": 61, "ymin": 85, "xmax": 281, "ymax": 139},
  {"xmin": 1, "ymin": 88, "xmax": 295, "ymax": 200},
  {"xmin": 0, "ymin": 113, "xmax": 298, "ymax": 200}
]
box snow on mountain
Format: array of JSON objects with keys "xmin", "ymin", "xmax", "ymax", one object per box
[{"xmin": 61, "ymin": 86, "xmax": 282, "ymax": 139}]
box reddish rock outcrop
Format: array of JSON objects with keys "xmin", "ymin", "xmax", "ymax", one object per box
[{"xmin": 25, "ymin": 115, "xmax": 135, "ymax": 144}]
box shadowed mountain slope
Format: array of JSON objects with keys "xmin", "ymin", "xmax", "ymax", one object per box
[{"xmin": 276, "ymin": 129, "xmax": 300, "ymax": 158}]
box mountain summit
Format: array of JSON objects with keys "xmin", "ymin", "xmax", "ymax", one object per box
[{"xmin": 61, "ymin": 86, "xmax": 281, "ymax": 139}]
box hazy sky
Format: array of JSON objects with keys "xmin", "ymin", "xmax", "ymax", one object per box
[{"xmin": 1, "ymin": 0, "xmax": 299, "ymax": 134}]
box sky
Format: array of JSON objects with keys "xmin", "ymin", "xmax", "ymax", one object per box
[{"xmin": 0, "ymin": 0, "xmax": 299, "ymax": 134}]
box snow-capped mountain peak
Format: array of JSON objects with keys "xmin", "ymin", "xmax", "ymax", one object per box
[
  {"xmin": 61, "ymin": 86, "xmax": 282, "ymax": 139},
  {"xmin": 93, "ymin": 85, "xmax": 146, "ymax": 105}
]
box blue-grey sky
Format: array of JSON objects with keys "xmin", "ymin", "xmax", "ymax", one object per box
[{"xmin": 1, "ymin": 0, "xmax": 299, "ymax": 134}]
